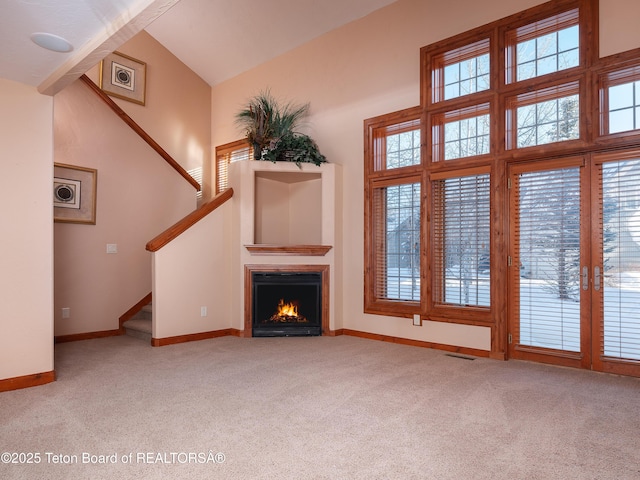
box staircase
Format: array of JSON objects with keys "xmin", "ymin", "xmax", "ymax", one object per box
[{"xmin": 122, "ymin": 303, "xmax": 152, "ymax": 343}]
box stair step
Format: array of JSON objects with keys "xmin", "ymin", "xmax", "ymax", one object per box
[
  {"xmin": 123, "ymin": 317, "xmax": 152, "ymax": 342},
  {"xmin": 122, "ymin": 301, "xmax": 152, "ymax": 343}
]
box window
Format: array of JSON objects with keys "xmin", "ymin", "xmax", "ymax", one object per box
[
  {"xmin": 505, "ymin": 8, "xmax": 580, "ymax": 84},
  {"xmin": 506, "ymin": 83, "xmax": 580, "ymax": 149},
  {"xmin": 598, "ymin": 64, "xmax": 640, "ymax": 137},
  {"xmin": 432, "ymin": 171, "xmax": 491, "ymax": 308},
  {"xmin": 608, "ymin": 81, "xmax": 640, "ymax": 134},
  {"xmin": 366, "ymin": 0, "xmax": 640, "ymax": 374},
  {"xmin": 372, "ymin": 182, "xmax": 421, "ymax": 302},
  {"xmin": 515, "ymin": 24, "xmax": 579, "ymax": 81},
  {"xmin": 432, "ymin": 104, "xmax": 491, "ymax": 161},
  {"xmin": 365, "ymin": 108, "xmax": 422, "ymax": 315},
  {"xmin": 386, "ymin": 128, "xmax": 421, "ymax": 169},
  {"xmin": 366, "ymin": 0, "xmax": 596, "ymax": 326},
  {"xmin": 215, "ymin": 140, "xmax": 252, "ymax": 194},
  {"xmin": 431, "ymin": 38, "xmax": 491, "ymax": 104},
  {"xmin": 443, "ymin": 51, "xmax": 490, "ymax": 100}
]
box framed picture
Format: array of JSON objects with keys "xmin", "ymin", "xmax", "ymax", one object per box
[
  {"xmin": 54, "ymin": 163, "xmax": 97, "ymax": 225},
  {"xmin": 99, "ymin": 51, "xmax": 146, "ymax": 105}
]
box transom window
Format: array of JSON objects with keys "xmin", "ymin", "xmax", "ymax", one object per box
[
  {"xmin": 431, "ymin": 39, "xmax": 490, "ymax": 103},
  {"xmin": 597, "ymin": 65, "xmax": 640, "ymax": 137},
  {"xmin": 505, "ymin": 8, "xmax": 580, "ymax": 84},
  {"xmin": 443, "ymin": 112, "xmax": 490, "ymax": 160},
  {"xmin": 516, "ymin": 24, "xmax": 579, "ymax": 81},
  {"xmin": 608, "ymin": 81, "xmax": 640, "ymax": 134},
  {"xmin": 515, "ymin": 93, "xmax": 579, "ymax": 148},
  {"xmin": 444, "ymin": 52, "xmax": 490, "ymax": 100},
  {"xmin": 386, "ymin": 128, "xmax": 421, "ymax": 169}
]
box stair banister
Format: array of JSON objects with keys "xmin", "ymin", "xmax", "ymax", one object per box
[
  {"xmin": 146, "ymin": 188, "xmax": 233, "ymax": 252},
  {"xmin": 79, "ymin": 74, "xmax": 201, "ymax": 192}
]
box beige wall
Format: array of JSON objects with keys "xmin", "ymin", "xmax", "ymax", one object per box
[
  {"xmin": 53, "ymin": 80, "xmax": 197, "ymax": 337},
  {"xmin": 87, "ymin": 31, "xmax": 212, "ymax": 199},
  {"xmin": 210, "ymin": 0, "xmax": 640, "ymax": 351},
  {"xmin": 0, "ymin": 79, "xmax": 54, "ymax": 380},
  {"xmin": 153, "ymin": 203, "xmax": 233, "ymax": 339}
]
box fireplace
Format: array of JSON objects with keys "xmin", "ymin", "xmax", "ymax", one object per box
[{"xmin": 252, "ymin": 271, "xmax": 322, "ymax": 337}]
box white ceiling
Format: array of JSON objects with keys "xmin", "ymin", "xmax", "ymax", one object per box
[{"xmin": 0, "ymin": 0, "xmax": 396, "ymax": 93}]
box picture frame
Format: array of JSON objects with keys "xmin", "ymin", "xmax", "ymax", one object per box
[
  {"xmin": 99, "ymin": 51, "xmax": 147, "ymax": 105},
  {"xmin": 54, "ymin": 163, "xmax": 97, "ymax": 225}
]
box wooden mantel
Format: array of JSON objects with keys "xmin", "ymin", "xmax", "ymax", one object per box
[{"xmin": 244, "ymin": 245, "xmax": 332, "ymax": 256}]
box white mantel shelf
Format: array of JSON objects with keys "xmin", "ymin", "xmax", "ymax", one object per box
[{"xmin": 244, "ymin": 245, "xmax": 333, "ymax": 256}]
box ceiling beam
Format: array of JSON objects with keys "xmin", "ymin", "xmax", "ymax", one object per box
[{"xmin": 38, "ymin": 0, "xmax": 180, "ymax": 96}]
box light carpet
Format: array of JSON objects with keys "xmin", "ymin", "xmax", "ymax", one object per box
[{"xmin": 1, "ymin": 335, "xmax": 639, "ymax": 479}]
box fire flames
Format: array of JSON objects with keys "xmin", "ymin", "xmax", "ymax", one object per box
[{"xmin": 268, "ymin": 298, "xmax": 308, "ymax": 323}]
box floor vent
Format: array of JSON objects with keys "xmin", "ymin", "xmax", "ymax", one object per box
[{"xmin": 445, "ymin": 353, "xmax": 475, "ymax": 361}]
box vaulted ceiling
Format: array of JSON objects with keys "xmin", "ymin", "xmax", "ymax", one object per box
[{"xmin": 0, "ymin": 0, "xmax": 396, "ymax": 94}]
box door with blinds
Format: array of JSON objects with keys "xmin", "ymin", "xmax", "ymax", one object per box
[
  {"xmin": 591, "ymin": 152, "xmax": 640, "ymax": 376},
  {"xmin": 508, "ymin": 154, "xmax": 640, "ymax": 376},
  {"xmin": 508, "ymin": 157, "xmax": 591, "ymax": 370}
]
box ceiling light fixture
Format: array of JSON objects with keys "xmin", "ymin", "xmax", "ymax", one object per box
[{"xmin": 30, "ymin": 32, "xmax": 74, "ymax": 53}]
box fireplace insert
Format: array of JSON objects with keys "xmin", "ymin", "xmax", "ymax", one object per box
[{"xmin": 252, "ymin": 272, "xmax": 322, "ymax": 336}]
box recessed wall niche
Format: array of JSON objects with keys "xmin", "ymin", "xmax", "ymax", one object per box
[{"xmin": 254, "ymin": 170, "xmax": 322, "ymax": 245}]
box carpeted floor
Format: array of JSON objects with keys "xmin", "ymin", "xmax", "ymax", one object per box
[{"xmin": 1, "ymin": 334, "xmax": 639, "ymax": 479}]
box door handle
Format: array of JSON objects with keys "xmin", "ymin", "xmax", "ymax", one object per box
[
  {"xmin": 594, "ymin": 266, "xmax": 601, "ymax": 291},
  {"xmin": 582, "ymin": 266, "xmax": 589, "ymax": 290}
]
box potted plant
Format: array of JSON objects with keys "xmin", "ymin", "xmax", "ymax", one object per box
[{"xmin": 235, "ymin": 90, "xmax": 327, "ymax": 167}]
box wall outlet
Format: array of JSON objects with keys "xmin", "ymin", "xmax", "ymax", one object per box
[
  {"xmin": 413, "ymin": 314, "xmax": 421, "ymax": 326},
  {"xmin": 106, "ymin": 244, "xmax": 118, "ymax": 254},
  {"xmin": 62, "ymin": 307, "xmax": 70, "ymax": 319},
  {"xmin": 200, "ymin": 306, "xmax": 207, "ymax": 317}
]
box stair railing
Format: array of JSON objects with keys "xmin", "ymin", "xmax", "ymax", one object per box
[
  {"xmin": 146, "ymin": 188, "xmax": 233, "ymax": 252},
  {"xmin": 79, "ymin": 74, "xmax": 201, "ymax": 192}
]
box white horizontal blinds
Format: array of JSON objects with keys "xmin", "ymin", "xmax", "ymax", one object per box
[
  {"xmin": 514, "ymin": 166, "xmax": 581, "ymax": 352},
  {"xmin": 187, "ymin": 167, "xmax": 203, "ymax": 201},
  {"xmin": 215, "ymin": 154, "xmax": 229, "ymax": 194},
  {"xmin": 373, "ymin": 183, "xmax": 421, "ymax": 301},
  {"xmin": 432, "ymin": 172, "xmax": 490, "ymax": 307},
  {"xmin": 215, "ymin": 142, "xmax": 252, "ymax": 194},
  {"xmin": 601, "ymin": 159, "xmax": 640, "ymax": 360}
]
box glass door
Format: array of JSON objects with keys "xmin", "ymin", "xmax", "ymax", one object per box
[
  {"xmin": 509, "ymin": 153, "xmax": 640, "ymax": 377},
  {"xmin": 508, "ymin": 157, "xmax": 591, "ymax": 369},
  {"xmin": 591, "ymin": 153, "xmax": 640, "ymax": 377}
]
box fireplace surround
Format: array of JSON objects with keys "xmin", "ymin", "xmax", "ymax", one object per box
[{"xmin": 231, "ymin": 161, "xmax": 340, "ymax": 336}]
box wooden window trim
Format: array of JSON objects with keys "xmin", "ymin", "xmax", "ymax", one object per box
[
  {"xmin": 430, "ymin": 38, "xmax": 492, "ymax": 105},
  {"xmin": 366, "ymin": 177, "xmax": 423, "ymax": 317},
  {"xmin": 422, "ymin": 27, "xmax": 497, "ymax": 108},
  {"xmin": 428, "ymin": 166, "xmax": 493, "ymax": 324},
  {"xmin": 366, "ymin": 0, "xmax": 640, "ymax": 346},
  {"xmin": 364, "ymin": 107, "xmax": 424, "ymax": 317}
]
